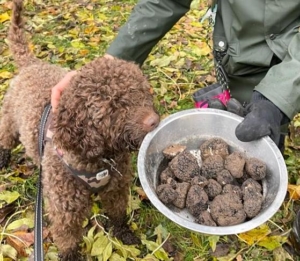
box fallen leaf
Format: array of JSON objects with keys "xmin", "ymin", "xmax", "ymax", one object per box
[
  {"xmin": 91, "ymin": 232, "xmax": 109, "ymax": 256},
  {"xmin": 0, "ymin": 244, "xmax": 18, "ymax": 260},
  {"xmin": 0, "ymin": 71, "xmax": 13, "ymax": 79},
  {"xmin": 6, "ymin": 218, "xmax": 34, "ymax": 231},
  {"xmin": 0, "ymin": 12, "xmax": 10, "ymax": 23},
  {"xmin": 238, "ymin": 224, "xmax": 270, "ymax": 245},
  {"xmin": 0, "ymin": 204, "xmax": 15, "ymax": 223},
  {"xmin": 287, "ymin": 184, "xmax": 300, "ymax": 200},
  {"xmin": 208, "ymin": 235, "xmax": 220, "ymax": 252},
  {"xmin": 0, "ymin": 190, "xmax": 20, "ymax": 207},
  {"xmin": 6, "ymin": 231, "xmax": 33, "ymax": 257}
]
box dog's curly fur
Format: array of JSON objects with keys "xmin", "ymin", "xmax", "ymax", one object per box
[{"xmin": 0, "ymin": 0, "xmax": 159, "ymax": 260}]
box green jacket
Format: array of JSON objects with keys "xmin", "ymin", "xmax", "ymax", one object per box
[{"xmin": 106, "ymin": 0, "xmax": 300, "ymax": 119}]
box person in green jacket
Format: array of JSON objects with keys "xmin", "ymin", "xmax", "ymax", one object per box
[{"xmin": 51, "ymin": 0, "xmax": 300, "ymax": 254}]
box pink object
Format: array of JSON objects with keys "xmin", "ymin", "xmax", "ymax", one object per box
[{"xmin": 194, "ymin": 89, "xmax": 231, "ymax": 108}]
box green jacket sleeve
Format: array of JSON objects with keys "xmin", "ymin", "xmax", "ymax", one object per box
[
  {"xmin": 255, "ymin": 33, "xmax": 300, "ymax": 119},
  {"xmin": 106, "ymin": 0, "xmax": 193, "ymax": 66}
]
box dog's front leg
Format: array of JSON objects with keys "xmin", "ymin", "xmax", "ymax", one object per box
[
  {"xmin": 42, "ymin": 154, "xmax": 92, "ymax": 261},
  {"xmin": 99, "ymin": 174, "xmax": 141, "ymax": 245}
]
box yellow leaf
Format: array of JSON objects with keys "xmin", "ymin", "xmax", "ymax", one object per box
[
  {"xmin": 141, "ymin": 239, "xmax": 169, "ymax": 260},
  {"xmin": 109, "ymin": 253, "xmax": 126, "ymax": 261},
  {"xmin": 91, "ymin": 233, "xmax": 109, "ymax": 256},
  {"xmin": 113, "ymin": 239, "xmax": 141, "ymax": 258},
  {"xmin": 150, "ymin": 56, "xmax": 176, "ymax": 67},
  {"xmin": 141, "ymin": 255, "xmax": 159, "ymax": 261},
  {"xmin": 256, "ymin": 235, "xmax": 286, "ymax": 251},
  {"xmin": 102, "ymin": 242, "xmax": 112, "ymax": 261},
  {"xmin": 288, "ymin": 184, "xmax": 300, "ymax": 200},
  {"xmin": 71, "ymin": 40, "xmax": 85, "ymax": 49},
  {"xmin": 0, "ymin": 71, "xmax": 13, "ymax": 79},
  {"xmin": 208, "ymin": 235, "xmax": 219, "ymax": 252},
  {"xmin": 0, "ymin": 191, "xmax": 20, "ymax": 207},
  {"xmin": 238, "ymin": 224, "xmax": 270, "ymax": 245},
  {"xmin": 0, "ymin": 12, "xmax": 10, "ymax": 23},
  {"xmin": 192, "ymin": 41, "xmax": 211, "ymax": 56},
  {"xmin": 0, "ymin": 244, "xmax": 18, "ymax": 260},
  {"xmin": 6, "ymin": 218, "xmax": 34, "ymax": 231}
]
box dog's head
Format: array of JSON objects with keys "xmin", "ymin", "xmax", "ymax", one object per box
[{"xmin": 52, "ymin": 57, "xmax": 159, "ymax": 160}]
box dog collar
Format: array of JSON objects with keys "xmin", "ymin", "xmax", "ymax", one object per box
[{"xmin": 41, "ymin": 105, "xmax": 112, "ymax": 193}]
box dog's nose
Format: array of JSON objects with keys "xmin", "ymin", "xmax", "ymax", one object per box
[{"xmin": 143, "ymin": 112, "xmax": 160, "ymax": 131}]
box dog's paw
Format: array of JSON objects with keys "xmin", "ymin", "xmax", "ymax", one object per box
[
  {"xmin": 58, "ymin": 250, "xmax": 84, "ymax": 261},
  {"xmin": 113, "ymin": 226, "xmax": 141, "ymax": 245},
  {"xmin": 0, "ymin": 148, "xmax": 11, "ymax": 169}
]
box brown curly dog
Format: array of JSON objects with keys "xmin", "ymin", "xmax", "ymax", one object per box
[{"xmin": 0, "ymin": 0, "xmax": 160, "ymax": 260}]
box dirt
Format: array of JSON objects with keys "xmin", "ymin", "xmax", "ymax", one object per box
[{"xmin": 156, "ymin": 137, "xmax": 266, "ymax": 227}]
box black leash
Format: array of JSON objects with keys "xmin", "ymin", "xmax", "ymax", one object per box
[{"xmin": 34, "ymin": 104, "xmax": 52, "ymax": 261}]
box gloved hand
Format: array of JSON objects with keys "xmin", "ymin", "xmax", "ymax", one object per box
[{"xmin": 235, "ymin": 91, "xmax": 285, "ymax": 145}]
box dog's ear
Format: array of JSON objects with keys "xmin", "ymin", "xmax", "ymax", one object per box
[{"xmin": 52, "ymin": 86, "xmax": 109, "ymax": 159}]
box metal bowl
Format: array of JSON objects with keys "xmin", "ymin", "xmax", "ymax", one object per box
[{"xmin": 137, "ymin": 108, "xmax": 288, "ymax": 235}]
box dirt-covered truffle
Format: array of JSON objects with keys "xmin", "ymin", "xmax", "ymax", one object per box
[
  {"xmin": 244, "ymin": 196, "xmax": 263, "ymax": 218},
  {"xmin": 222, "ymin": 184, "xmax": 243, "ymax": 199},
  {"xmin": 201, "ymin": 155, "xmax": 224, "ymax": 179},
  {"xmin": 216, "ymin": 169, "xmax": 234, "ymax": 186},
  {"xmin": 210, "ymin": 193, "xmax": 246, "ymax": 226},
  {"xmin": 204, "ymin": 179, "xmax": 222, "ymax": 200},
  {"xmin": 186, "ymin": 185, "xmax": 209, "ymax": 217},
  {"xmin": 163, "ymin": 144, "xmax": 187, "ymax": 159},
  {"xmin": 242, "ymin": 179, "xmax": 263, "ymax": 218},
  {"xmin": 200, "ymin": 138, "xmax": 229, "ymax": 160},
  {"xmin": 241, "ymin": 178, "xmax": 262, "ymax": 195},
  {"xmin": 196, "ymin": 211, "xmax": 217, "ymax": 226},
  {"xmin": 160, "ymin": 167, "xmax": 175, "ymax": 184},
  {"xmin": 224, "ymin": 151, "xmax": 246, "ymax": 178},
  {"xmin": 157, "ymin": 138, "xmax": 268, "ymax": 227},
  {"xmin": 245, "ymin": 157, "xmax": 267, "ymax": 180},
  {"xmin": 156, "ymin": 184, "xmax": 178, "ymax": 204},
  {"xmin": 166, "ymin": 177, "xmax": 177, "ymax": 188},
  {"xmin": 191, "ymin": 176, "xmax": 208, "ymax": 187},
  {"xmin": 235, "ymin": 170, "xmax": 251, "ymax": 185},
  {"xmin": 172, "ymin": 182, "xmax": 190, "ymax": 209},
  {"xmin": 169, "ymin": 150, "xmax": 201, "ymax": 182}
]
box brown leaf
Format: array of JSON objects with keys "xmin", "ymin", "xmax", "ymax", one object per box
[
  {"xmin": 0, "ymin": 204, "xmax": 16, "ymax": 223},
  {"xmin": 7, "ymin": 231, "xmax": 33, "ymax": 257}
]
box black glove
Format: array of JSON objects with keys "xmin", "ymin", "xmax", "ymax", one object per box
[
  {"xmin": 235, "ymin": 91, "xmax": 285, "ymax": 145},
  {"xmin": 193, "ymin": 83, "xmax": 245, "ymax": 117}
]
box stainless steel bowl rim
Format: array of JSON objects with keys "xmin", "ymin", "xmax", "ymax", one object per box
[{"xmin": 138, "ymin": 108, "xmax": 288, "ymax": 235}]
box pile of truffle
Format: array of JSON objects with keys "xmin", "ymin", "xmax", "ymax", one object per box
[{"xmin": 156, "ymin": 138, "xmax": 267, "ymax": 227}]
